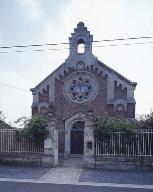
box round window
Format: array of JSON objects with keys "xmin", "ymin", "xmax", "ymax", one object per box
[{"xmin": 63, "ymin": 71, "xmax": 98, "ymax": 103}]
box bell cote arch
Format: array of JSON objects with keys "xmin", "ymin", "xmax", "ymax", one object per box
[{"xmin": 69, "ymin": 22, "xmax": 93, "ymax": 56}]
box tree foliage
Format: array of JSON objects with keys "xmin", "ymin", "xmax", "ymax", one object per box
[
  {"xmin": 94, "ymin": 114, "xmax": 137, "ymax": 136},
  {"xmin": 25, "ymin": 115, "xmax": 48, "ymax": 139},
  {"xmin": 15, "ymin": 115, "xmax": 49, "ymax": 144},
  {"xmin": 0, "ymin": 111, "xmax": 12, "ymax": 129},
  {"xmin": 14, "ymin": 116, "xmax": 30, "ymax": 129},
  {"xmin": 136, "ymin": 110, "xmax": 153, "ymax": 129}
]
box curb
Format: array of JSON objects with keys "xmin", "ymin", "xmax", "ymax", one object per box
[{"xmin": 0, "ymin": 178, "xmax": 153, "ymax": 189}]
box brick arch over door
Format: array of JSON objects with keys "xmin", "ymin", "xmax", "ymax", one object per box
[{"xmin": 64, "ymin": 112, "xmax": 86, "ymax": 156}]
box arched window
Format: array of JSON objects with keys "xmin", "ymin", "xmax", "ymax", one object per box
[
  {"xmin": 77, "ymin": 39, "xmax": 85, "ymax": 53},
  {"xmin": 71, "ymin": 121, "xmax": 84, "ymax": 131}
]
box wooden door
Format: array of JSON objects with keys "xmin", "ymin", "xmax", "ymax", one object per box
[{"xmin": 71, "ymin": 131, "xmax": 84, "ymax": 154}]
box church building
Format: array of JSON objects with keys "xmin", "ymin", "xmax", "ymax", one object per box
[{"xmin": 31, "ymin": 22, "xmax": 137, "ymax": 157}]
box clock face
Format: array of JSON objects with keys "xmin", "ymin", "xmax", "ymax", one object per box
[{"xmin": 64, "ymin": 71, "xmax": 98, "ymax": 103}]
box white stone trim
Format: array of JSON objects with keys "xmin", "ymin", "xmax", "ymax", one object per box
[
  {"xmin": 38, "ymin": 102, "xmax": 49, "ymax": 111},
  {"xmin": 113, "ymin": 99, "xmax": 127, "ymax": 111},
  {"xmin": 64, "ymin": 112, "xmax": 86, "ymax": 156}
]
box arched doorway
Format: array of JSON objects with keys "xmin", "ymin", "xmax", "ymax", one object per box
[{"xmin": 70, "ymin": 121, "xmax": 84, "ymax": 154}]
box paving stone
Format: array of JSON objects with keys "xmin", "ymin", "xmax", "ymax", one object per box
[
  {"xmin": 0, "ymin": 165, "xmax": 49, "ymax": 179},
  {"xmin": 1, "ymin": 163, "xmax": 153, "ymax": 186},
  {"xmin": 79, "ymin": 169, "xmax": 153, "ymax": 185},
  {"xmin": 40, "ymin": 167, "xmax": 83, "ymax": 183}
]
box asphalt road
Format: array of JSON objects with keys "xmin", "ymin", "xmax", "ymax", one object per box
[{"xmin": 0, "ymin": 181, "xmax": 152, "ymax": 192}]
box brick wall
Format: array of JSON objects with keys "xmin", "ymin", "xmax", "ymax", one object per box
[{"xmin": 55, "ymin": 68, "xmax": 108, "ymax": 121}]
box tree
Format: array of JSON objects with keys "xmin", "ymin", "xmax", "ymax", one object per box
[
  {"xmin": 15, "ymin": 115, "xmax": 49, "ymax": 145},
  {"xmin": 0, "ymin": 111, "xmax": 12, "ymax": 129},
  {"xmin": 94, "ymin": 114, "xmax": 137, "ymax": 136},
  {"xmin": 14, "ymin": 116, "xmax": 29, "ymax": 129},
  {"xmin": 25, "ymin": 115, "xmax": 49, "ymax": 140},
  {"xmin": 136, "ymin": 110, "xmax": 153, "ymax": 129}
]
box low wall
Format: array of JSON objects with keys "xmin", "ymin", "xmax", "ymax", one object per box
[
  {"xmin": 0, "ymin": 152, "xmax": 44, "ymax": 166},
  {"xmin": 84, "ymin": 155, "xmax": 153, "ymax": 170}
]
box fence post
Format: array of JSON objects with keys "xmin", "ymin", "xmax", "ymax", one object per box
[
  {"xmin": 53, "ymin": 128, "xmax": 58, "ymax": 166},
  {"xmin": 94, "ymin": 137, "xmax": 97, "ymax": 168},
  {"xmin": 83, "ymin": 114, "xmax": 95, "ymax": 167},
  {"xmin": 42, "ymin": 118, "xmax": 58, "ymax": 167}
]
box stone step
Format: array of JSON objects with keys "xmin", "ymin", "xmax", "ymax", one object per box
[
  {"xmin": 59, "ymin": 157, "xmax": 84, "ymax": 168},
  {"xmin": 69, "ymin": 154, "xmax": 83, "ymax": 158}
]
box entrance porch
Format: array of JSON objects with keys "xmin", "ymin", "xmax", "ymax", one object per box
[{"xmin": 64, "ymin": 112, "xmax": 95, "ymax": 160}]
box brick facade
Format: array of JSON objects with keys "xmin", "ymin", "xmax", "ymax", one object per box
[{"xmin": 31, "ymin": 22, "xmax": 137, "ymax": 154}]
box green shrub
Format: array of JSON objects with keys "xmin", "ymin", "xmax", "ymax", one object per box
[
  {"xmin": 25, "ymin": 115, "xmax": 48, "ymax": 139},
  {"xmin": 15, "ymin": 115, "xmax": 49, "ymax": 145},
  {"xmin": 94, "ymin": 114, "xmax": 137, "ymax": 136}
]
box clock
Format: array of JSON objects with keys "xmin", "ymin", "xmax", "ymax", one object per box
[{"xmin": 64, "ymin": 71, "xmax": 98, "ymax": 103}]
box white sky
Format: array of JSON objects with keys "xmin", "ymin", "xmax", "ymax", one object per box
[{"xmin": 0, "ymin": 0, "xmax": 153, "ymax": 123}]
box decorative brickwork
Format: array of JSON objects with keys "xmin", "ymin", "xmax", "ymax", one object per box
[
  {"xmin": 32, "ymin": 106, "xmax": 38, "ymax": 115},
  {"xmin": 107, "ymin": 104, "xmax": 114, "ymax": 116},
  {"xmin": 55, "ymin": 67, "xmax": 107, "ymax": 122},
  {"xmin": 127, "ymin": 103, "xmax": 135, "ymax": 118},
  {"xmin": 114, "ymin": 81, "xmax": 127, "ymax": 100},
  {"xmin": 31, "ymin": 22, "xmax": 137, "ymax": 155},
  {"xmin": 38, "ymin": 85, "xmax": 49, "ymax": 103}
]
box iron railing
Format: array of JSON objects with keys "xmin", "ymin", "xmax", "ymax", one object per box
[
  {"xmin": 0, "ymin": 129, "xmax": 44, "ymax": 154},
  {"xmin": 94, "ymin": 129, "xmax": 153, "ymax": 157}
]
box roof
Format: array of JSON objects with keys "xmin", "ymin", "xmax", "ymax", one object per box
[
  {"xmin": 96, "ymin": 57, "xmax": 137, "ymax": 87},
  {"xmin": 31, "ymin": 55, "xmax": 137, "ymax": 92}
]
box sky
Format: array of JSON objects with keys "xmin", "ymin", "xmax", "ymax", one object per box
[{"xmin": 0, "ymin": 0, "xmax": 153, "ymax": 124}]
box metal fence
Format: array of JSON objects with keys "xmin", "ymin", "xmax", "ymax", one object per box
[
  {"xmin": 0, "ymin": 129, "xmax": 44, "ymax": 154},
  {"xmin": 94, "ymin": 129, "xmax": 153, "ymax": 158}
]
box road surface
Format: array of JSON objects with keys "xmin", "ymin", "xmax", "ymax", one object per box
[{"xmin": 0, "ymin": 181, "xmax": 152, "ymax": 192}]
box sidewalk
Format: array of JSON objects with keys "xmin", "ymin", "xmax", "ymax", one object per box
[
  {"xmin": 40, "ymin": 167, "xmax": 153, "ymax": 186},
  {"xmin": 0, "ymin": 164, "xmax": 153, "ymax": 189}
]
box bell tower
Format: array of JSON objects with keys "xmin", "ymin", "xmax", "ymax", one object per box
[{"xmin": 69, "ymin": 22, "xmax": 93, "ymax": 56}]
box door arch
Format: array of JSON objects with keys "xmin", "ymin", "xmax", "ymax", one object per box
[{"xmin": 70, "ymin": 121, "xmax": 84, "ymax": 154}]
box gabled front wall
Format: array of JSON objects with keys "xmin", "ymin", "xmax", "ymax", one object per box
[
  {"xmin": 31, "ymin": 62, "xmax": 136, "ymax": 154},
  {"xmin": 31, "ymin": 59, "xmax": 136, "ymax": 119},
  {"xmin": 31, "ymin": 22, "xmax": 137, "ymax": 154}
]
